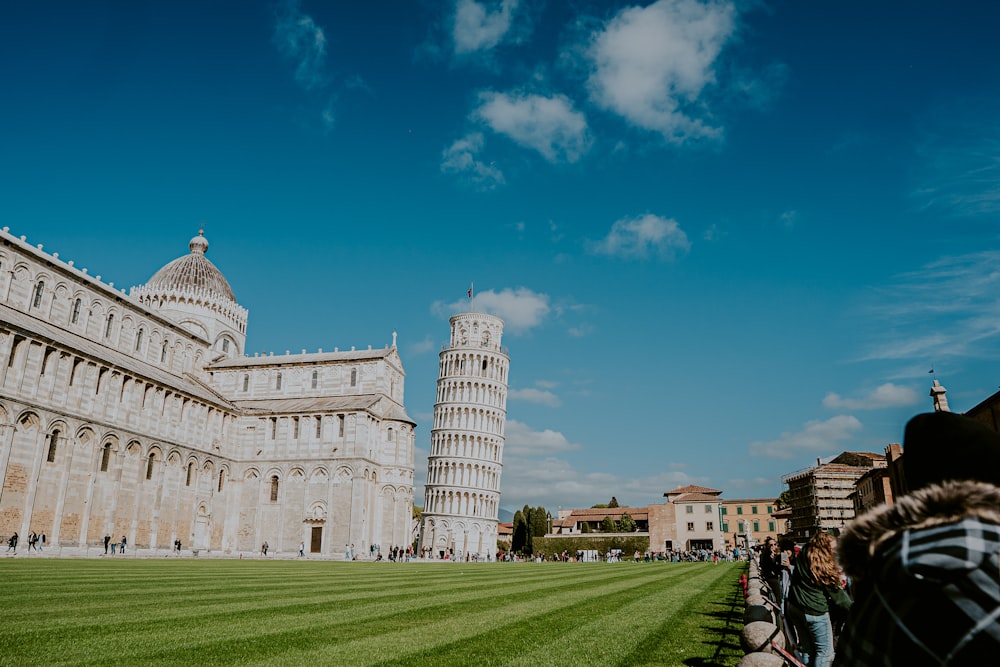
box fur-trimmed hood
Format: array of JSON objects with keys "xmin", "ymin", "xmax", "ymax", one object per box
[
  {"xmin": 838, "ymin": 479, "xmax": 1000, "ymax": 581},
  {"xmin": 833, "ymin": 480, "xmax": 1000, "ymax": 666}
]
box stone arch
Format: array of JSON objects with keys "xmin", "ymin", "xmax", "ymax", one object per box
[
  {"xmin": 309, "ymin": 467, "xmax": 329, "ymax": 482},
  {"xmin": 125, "ymin": 440, "xmax": 142, "ymax": 456},
  {"xmin": 244, "ymin": 467, "xmax": 260, "ymax": 481},
  {"xmin": 165, "ymin": 449, "xmax": 182, "ymax": 465},
  {"xmin": 289, "ymin": 467, "xmax": 305, "ymax": 479},
  {"xmin": 16, "ymin": 410, "xmax": 41, "ymax": 430},
  {"xmin": 335, "ymin": 465, "xmax": 353, "ymax": 482}
]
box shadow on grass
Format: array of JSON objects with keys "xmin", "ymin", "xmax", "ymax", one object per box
[{"xmin": 683, "ymin": 569, "xmax": 747, "ymax": 667}]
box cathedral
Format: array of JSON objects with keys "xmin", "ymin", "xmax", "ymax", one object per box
[{"xmin": 0, "ymin": 227, "xmax": 415, "ymax": 557}]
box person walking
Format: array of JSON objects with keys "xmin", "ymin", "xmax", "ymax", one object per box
[
  {"xmin": 6, "ymin": 532, "xmax": 17, "ymax": 553},
  {"xmin": 298, "ymin": 541, "xmax": 304, "ymax": 557},
  {"xmin": 104, "ymin": 534, "xmax": 111, "ymax": 554},
  {"xmin": 120, "ymin": 536, "xmax": 127, "ymax": 555},
  {"xmin": 785, "ymin": 531, "xmax": 851, "ymax": 667}
]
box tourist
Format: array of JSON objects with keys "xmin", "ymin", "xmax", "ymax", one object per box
[
  {"xmin": 785, "ymin": 531, "xmax": 851, "ymax": 667},
  {"xmin": 834, "ymin": 411, "xmax": 1000, "ymax": 665},
  {"xmin": 120, "ymin": 536, "xmax": 127, "ymax": 554},
  {"xmin": 38, "ymin": 532, "xmax": 45, "ymax": 552},
  {"xmin": 760, "ymin": 538, "xmax": 783, "ymax": 605},
  {"xmin": 6, "ymin": 532, "xmax": 17, "ymax": 552},
  {"xmin": 298, "ymin": 541, "xmax": 304, "ymax": 557},
  {"xmin": 104, "ymin": 534, "xmax": 111, "ymax": 554}
]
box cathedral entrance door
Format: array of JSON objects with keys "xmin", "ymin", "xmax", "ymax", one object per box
[
  {"xmin": 194, "ymin": 507, "xmax": 210, "ymax": 549},
  {"xmin": 310, "ymin": 526, "xmax": 322, "ymax": 553}
]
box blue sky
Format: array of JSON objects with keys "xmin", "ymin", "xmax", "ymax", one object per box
[{"xmin": 3, "ymin": 1, "xmax": 1000, "ymax": 515}]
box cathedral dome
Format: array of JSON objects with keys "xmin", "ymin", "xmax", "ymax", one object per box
[{"xmin": 144, "ymin": 231, "xmax": 236, "ymax": 302}]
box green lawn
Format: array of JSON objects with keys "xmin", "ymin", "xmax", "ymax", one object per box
[{"xmin": 0, "ymin": 559, "xmax": 746, "ymax": 666}]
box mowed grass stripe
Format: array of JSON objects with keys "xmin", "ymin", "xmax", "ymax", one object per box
[
  {"xmin": 376, "ymin": 564, "xmax": 736, "ymax": 667},
  {"xmin": 116, "ymin": 564, "xmax": 694, "ymax": 665},
  {"xmin": 0, "ymin": 560, "xmax": 744, "ymax": 666},
  {"xmin": 240, "ymin": 564, "xmax": 739, "ymax": 667},
  {"xmin": 3, "ymin": 561, "xmax": 659, "ymax": 636}
]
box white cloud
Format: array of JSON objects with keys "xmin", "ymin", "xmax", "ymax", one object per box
[
  {"xmin": 749, "ymin": 415, "xmax": 863, "ymax": 460},
  {"xmin": 453, "ymin": 0, "xmax": 519, "ymax": 55},
  {"xmin": 274, "ymin": 0, "xmax": 329, "ymax": 91},
  {"xmin": 780, "ymin": 210, "xmax": 798, "ymax": 228},
  {"xmin": 822, "ymin": 383, "xmax": 920, "ymax": 410},
  {"xmin": 440, "ymin": 132, "xmax": 506, "ymax": 189},
  {"xmin": 586, "ymin": 0, "xmax": 736, "ymax": 143},
  {"xmin": 504, "ymin": 419, "xmax": 579, "ymax": 455},
  {"xmin": 407, "ymin": 336, "xmax": 437, "ymax": 356},
  {"xmin": 473, "ymin": 91, "xmax": 591, "ymax": 163},
  {"xmin": 589, "ymin": 213, "xmax": 690, "ymax": 260},
  {"xmin": 509, "ymin": 387, "xmax": 561, "ymax": 407},
  {"xmin": 865, "ymin": 251, "xmax": 1000, "ymax": 362},
  {"xmin": 493, "ymin": 420, "xmax": 710, "ymax": 510},
  {"xmin": 433, "ymin": 286, "xmax": 550, "ymax": 334}
]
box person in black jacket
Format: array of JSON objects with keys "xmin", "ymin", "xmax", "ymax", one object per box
[{"xmin": 835, "ymin": 411, "xmax": 1000, "ymax": 665}]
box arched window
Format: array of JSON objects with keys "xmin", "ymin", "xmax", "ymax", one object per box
[
  {"xmin": 292, "ymin": 416, "xmax": 299, "ymax": 439},
  {"xmin": 275, "ymin": 372, "xmax": 282, "ymax": 390},
  {"xmin": 270, "ymin": 475, "xmax": 279, "ymax": 502},
  {"xmin": 32, "ymin": 281, "xmax": 44, "ymax": 308},
  {"xmin": 222, "ymin": 338, "xmax": 230, "ymax": 352},
  {"xmin": 218, "ymin": 469, "xmax": 226, "ymax": 492},
  {"xmin": 160, "ymin": 342, "xmax": 168, "ymax": 363},
  {"xmin": 46, "ymin": 429, "xmax": 60, "ymax": 463},
  {"xmin": 186, "ymin": 461, "xmax": 194, "ymax": 486},
  {"xmin": 311, "ymin": 370, "xmax": 318, "ymax": 389},
  {"xmin": 70, "ymin": 298, "xmax": 81, "ymax": 324},
  {"xmin": 242, "ymin": 374, "xmax": 249, "ymax": 392},
  {"xmin": 105, "ymin": 313, "xmax": 114, "ymax": 338},
  {"xmin": 135, "ymin": 328, "xmax": 144, "ymax": 352},
  {"xmin": 100, "ymin": 443, "xmax": 111, "ymax": 472},
  {"xmin": 146, "ymin": 453, "xmax": 155, "ymax": 480},
  {"xmin": 350, "ymin": 369, "xmax": 357, "ymax": 386},
  {"xmin": 315, "ymin": 416, "xmax": 322, "ymax": 438}
]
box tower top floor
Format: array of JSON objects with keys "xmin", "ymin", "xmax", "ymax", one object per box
[{"xmin": 448, "ymin": 312, "xmax": 505, "ymax": 352}]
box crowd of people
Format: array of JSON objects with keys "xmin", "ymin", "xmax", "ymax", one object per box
[
  {"xmin": 4, "ymin": 531, "xmax": 47, "ymax": 554},
  {"xmin": 754, "ymin": 411, "xmax": 1000, "ymax": 666}
]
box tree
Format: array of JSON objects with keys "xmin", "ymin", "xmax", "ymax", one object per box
[
  {"xmin": 617, "ymin": 512, "xmax": 636, "ymax": 532},
  {"xmin": 581, "ymin": 522, "xmax": 592, "ymax": 533},
  {"xmin": 601, "ymin": 516, "xmax": 617, "ymax": 533},
  {"xmin": 511, "ymin": 510, "xmax": 528, "ymax": 555},
  {"xmin": 412, "ymin": 505, "xmax": 423, "ymax": 521},
  {"xmin": 608, "ymin": 497, "xmax": 619, "ymax": 508},
  {"xmin": 776, "ymin": 490, "xmax": 792, "ymax": 509}
]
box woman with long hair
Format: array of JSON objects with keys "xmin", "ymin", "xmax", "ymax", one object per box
[{"xmin": 785, "ymin": 531, "xmax": 851, "ymax": 666}]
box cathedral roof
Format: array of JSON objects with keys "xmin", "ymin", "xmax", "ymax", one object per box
[{"xmin": 144, "ymin": 231, "xmax": 236, "ymax": 303}]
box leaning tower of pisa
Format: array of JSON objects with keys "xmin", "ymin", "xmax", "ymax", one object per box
[{"xmin": 419, "ymin": 312, "xmax": 509, "ymax": 560}]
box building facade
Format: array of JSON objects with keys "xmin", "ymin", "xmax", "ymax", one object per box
[
  {"xmin": 781, "ymin": 452, "xmax": 885, "ymax": 540},
  {"xmin": 720, "ymin": 498, "xmax": 779, "ymax": 548},
  {"xmin": 418, "ymin": 312, "xmax": 508, "ymax": 559},
  {"xmin": 0, "ymin": 228, "xmax": 414, "ymax": 557}
]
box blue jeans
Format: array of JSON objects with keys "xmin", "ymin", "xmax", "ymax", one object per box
[{"xmin": 801, "ymin": 612, "xmax": 834, "ymax": 667}]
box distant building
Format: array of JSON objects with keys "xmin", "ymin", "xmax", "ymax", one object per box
[
  {"xmin": 851, "ymin": 465, "xmax": 895, "ymax": 515},
  {"xmin": 549, "ymin": 507, "xmax": 650, "ymax": 534},
  {"xmin": 720, "ymin": 498, "xmax": 779, "ymax": 548},
  {"xmin": 781, "ymin": 452, "xmax": 886, "ymax": 540},
  {"xmin": 660, "ymin": 485, "xmax": 724, "ymax": 552}
]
